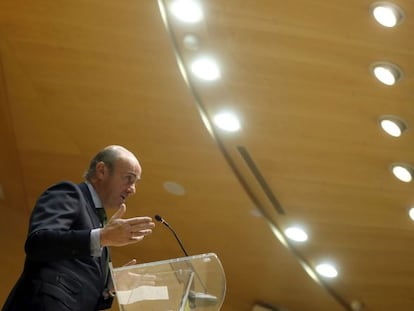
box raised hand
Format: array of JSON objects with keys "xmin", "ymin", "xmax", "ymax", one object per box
[{"xmin": 100, "ymin": 204, "xmax": 155, "ymax": 247}]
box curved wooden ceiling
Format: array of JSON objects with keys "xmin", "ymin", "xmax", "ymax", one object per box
[{"xmin": 1, "ymin": 1, "xmax": 414, "ymax": 310}]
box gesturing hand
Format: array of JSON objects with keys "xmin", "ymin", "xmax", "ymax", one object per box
[{"xmin": 100, "ymin": 204, "xmax": 155, "ymax": 247}]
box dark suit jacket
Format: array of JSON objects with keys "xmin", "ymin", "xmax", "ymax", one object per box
[{"xmin": 2, "ymin": 181, "xmax": 113, "ymax": 311}]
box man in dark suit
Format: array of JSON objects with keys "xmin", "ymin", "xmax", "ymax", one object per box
[{"xmin": 2, "ymin": 145, "xmax": 155, "ymax": 311}]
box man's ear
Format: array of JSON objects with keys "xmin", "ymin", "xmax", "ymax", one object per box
[{"xmin": 95, "ymin": 161, "xmax": 106, "ymax": 179}]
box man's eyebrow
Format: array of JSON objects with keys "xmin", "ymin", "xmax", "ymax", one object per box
[{"xmin": 126, "ymin": 172, "xmax": 140, "ymax": 180}]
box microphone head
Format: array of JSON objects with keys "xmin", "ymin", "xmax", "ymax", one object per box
[{"xmin": 154, "ymin": 214, "xmax": 163, "ymax": 222}]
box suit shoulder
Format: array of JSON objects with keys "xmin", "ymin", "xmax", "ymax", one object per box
[
  {"xmin": 44, "ymin": 181, "xmax": 80, "ymax": 191},
  {"xmin": 40, "ymin": 181, "xmax": 84, "ymax": 200}
]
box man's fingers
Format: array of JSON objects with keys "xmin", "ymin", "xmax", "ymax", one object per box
[
  {"xmin": 124, "ymin": 259, "xmax": 137, "ymax": 266},
  {"xmin": 129, "ymin": 226, "xmax": 154, "ymax": 233},
  {"xmin": 123, "ymin": 216, "xmax": 153, "ymax": 225},
  {"xmin": 104, "ymin": 213, "xmax": 154, "ymax": 247},
  {"xmin": 111, "ymin": 204, "xmax": 126, "ymax": 220},
  {"xmin": 128, "ymin": 232, "xmax": 152, "ymax": 244},
  {"xmin": 127, "ymin": 219, "xmax": 155, "ymax": 233},
  {"xmin": 130, "ymin": 236, "xmax": 145, "ymax": 242},
  {"xmin": 130, "ymin": 229, "xmax": 152, "ymax": 238}
]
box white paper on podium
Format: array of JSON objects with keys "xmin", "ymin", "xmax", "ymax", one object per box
[{"xmin": 117, "ymin": 286, "xmax": 169, "ymax": 305}]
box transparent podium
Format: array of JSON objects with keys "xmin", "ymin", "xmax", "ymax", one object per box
[{"xmin": 110, "ymin": 253, "xmax": 226, "ymax": 311}]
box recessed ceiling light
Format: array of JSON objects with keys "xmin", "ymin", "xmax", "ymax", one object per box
[
  {"xmin": 371, "ymin": 62, "xmax": 403, "ymax": 86},
  {"xmin": 170, "ymin": 0, "xmax": 203, "ymax": 23},
  {"xmin": 163, "ymin": 181, "xmax": 186, "ymax": 195},
  {"xmin": 350, "ymin": 300, "xmax": 365, "ymax": 311},
  {"xmin": 408, "ymin": 207, "xmax": 414, "ymax": 221},
  {"xmin": 284, "ymin": 226, "xmax": 308, "ymax": 242},
  {"xmin": 213, "ymin": 112, "xmax": 241, "ymax": 132},
  {"xmin": 315, "ymin": 263, "xmax": 338, "ymax": 278},
  {"xmin": 371, "ymin": 2, "xmax": 405, "ymax": 28},
  {"xmin": 391, "ymin": 163, "xmax": 413, "ymax": 183},
  {"xmin": 250, "ymin": 209, "xmax": 263, "ymax": 217},
  {"xmin": 379, "ymin": 115, "xmax": 407, "ymax": 137},
  {"xmin": 191, "ymin": 57, "xmax": 221, "ymax": 81}
]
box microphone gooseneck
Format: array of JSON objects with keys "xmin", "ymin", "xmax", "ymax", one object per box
[
  {"xmin": 155, "ymin": 214, "xmax": 189, "ymax": 256},
  {"xmin": 155, "ymin": 214, "xmax": 218, "ymax": 305}
]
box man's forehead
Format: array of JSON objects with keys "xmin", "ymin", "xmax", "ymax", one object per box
[{"xmin": 116, "ymin": 157, "xmax": 141, "ymax": 173}]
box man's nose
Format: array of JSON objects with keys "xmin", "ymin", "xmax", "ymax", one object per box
[{"xmin": 127, "ymin": 183, "xmax": 136, "ymax": 195}]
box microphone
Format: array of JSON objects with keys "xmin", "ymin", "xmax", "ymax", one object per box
[
  {"xmin": 154, "ymin": 214, "xmax": 218, "ymax": 307},
  {"xmin": 155, "ymin": 214, "xmax": 189, "ymax": 256}
]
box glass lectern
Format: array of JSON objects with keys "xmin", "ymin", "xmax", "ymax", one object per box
[{"xmin": 110, "ymin": 253, "xmax": 226, "ymax": 310}]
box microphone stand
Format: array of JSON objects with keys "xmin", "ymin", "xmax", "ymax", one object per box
[
  {"xmin": 155, "ymin": 215, "xmax": 218, "ymax": 307},
  {"xmin": 157, "ymin": 216, "xmax": 189, "ymax": 256}
]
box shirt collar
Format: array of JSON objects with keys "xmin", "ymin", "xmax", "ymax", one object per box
[{"xmin": 85, "ymin": 181, "xmax": 103, "ymax": 209}]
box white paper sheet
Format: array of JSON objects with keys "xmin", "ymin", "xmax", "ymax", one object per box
[{"xmin": 117, "ymin": 285, "xmax": 169, "ymax": 305}]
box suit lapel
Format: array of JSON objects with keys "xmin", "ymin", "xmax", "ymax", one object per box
[
  {"xmin": 78, "ymin": 182, "xmax": 110, "ymax": 286},
  {"xmin": 78, "ymin": 182, "xmax": 101, "ymax": 228}
]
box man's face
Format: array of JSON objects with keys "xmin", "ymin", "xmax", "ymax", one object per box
[{"xmin": 98, "ymin": 155, "xmax": 141, "ymax": 209}]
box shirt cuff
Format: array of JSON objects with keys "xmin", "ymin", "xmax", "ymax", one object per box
[{"xmin": 90, "ymin": 228, "xmax": 103, "ymax": 257}]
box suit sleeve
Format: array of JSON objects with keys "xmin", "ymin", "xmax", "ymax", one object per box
[{"xmin": 25, "ymin": 182, "xmax": 92, "ymax": 261}]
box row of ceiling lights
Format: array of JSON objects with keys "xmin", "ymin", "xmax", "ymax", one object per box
[
  {"xmin": 165, "ymin": 0, "xmax": 410, "ymax": 280},
  {"xmin": 372, "ymin": 3, "xmax": 414, "ymax": 223},
  {"xmin": 370, "ymin": 4, "xmax": 414, "ymax": 191},
  {"xmin": 288, "ymin": 1, "xmax": 414, "ymax": 278}
]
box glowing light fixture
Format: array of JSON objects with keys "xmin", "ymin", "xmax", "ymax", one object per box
[
  {"xmin": 391, "ymin": 164, "xmax": 413, "ymax": 183},
  {"xmin": 315, "ymin": 263, "xmax": 338, "ymax": 278},
  {"xmin": 170, "ymin": 0, "xmax": 203, "ymax": 23},
  {"xmin": 371, "ymin": 2, "xmax": 405, "ymax": 27},
  {"xmin": 284, "ymin": 226, "xmax": 308, "ymax": 242},
  {"xmin": 213, "ymin": 112, "xmax": 241, "ymax": 132},
  {"xmin": 408, "ymin": 207, "xmax": 414, "ymax": 221},
  {"xmin": 371, "ymin": 62, "xmax": 403, "ymax": 86},
  {"xmin": 379, "ymin": 115, "xmax": 407, "ymax": 137},
  {"xmin": 191, "ymin": 57, "xmax": 221, "ymax": 81}
]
